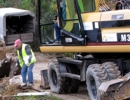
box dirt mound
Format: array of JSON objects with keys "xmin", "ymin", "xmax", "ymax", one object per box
[{"xmin": 0, "ymin": 40, "xmax": 21, "ymax": 78}]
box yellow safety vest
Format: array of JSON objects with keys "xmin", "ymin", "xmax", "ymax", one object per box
[{"xmin": 17, "ymin": 44, "xmax": 36, "ymax": 67}]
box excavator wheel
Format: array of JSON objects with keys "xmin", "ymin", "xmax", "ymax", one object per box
[
  {"xmin": 102, "ymin": 62, "xmax": 121, "ymax": 80},
  {"xmin": 48, "ymin": 60, "xmax": 66, "ymax": 93},
  {"xmin": 86, "ymin": 64, "xmax": 109, "ymax": 100},
  {"xmin": 64, "ymin": 66, "xmax": 80, "ymax": 93}
]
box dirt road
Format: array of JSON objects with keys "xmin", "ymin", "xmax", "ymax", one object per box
[{"xmin": 33, "ymin": 52, "xmax": 90, "ymax": 100}]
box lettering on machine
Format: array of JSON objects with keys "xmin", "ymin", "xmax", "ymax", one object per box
[{"xmin": 121, "ymin": 34, "xmax": 130, "ymax": 41}]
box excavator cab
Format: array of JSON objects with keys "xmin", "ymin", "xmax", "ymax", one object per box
[
  {"xmin": 37, "ymin": 0, "xmax": 113, "ymax": 46},
  {"xmin": 38, "ymin": 0, "xmax": 104, "ymax": 46}
]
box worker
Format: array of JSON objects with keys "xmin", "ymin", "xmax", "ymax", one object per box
[
  {"xmin": 54, "ymin": 0, "xmax": 66, "ymax": 43},
  {"xmin": 54, "ymin": 18, "xmax": 61, "ymax": 43},
  {"xmin": 14, "ymin": 39, "xmax": 36, "ymax": 87}
]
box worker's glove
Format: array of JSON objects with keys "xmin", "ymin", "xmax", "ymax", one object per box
[
  {"xmin": 15, "ymin": 63, "xmax": 19, "ymax": 67},
  {"xmin": 26, "ymin": 63, "xmax": 30, "ymax": 67},
  {"xmin": 0, "ymin": 59, "xmax": 6, "ymax": 68}
]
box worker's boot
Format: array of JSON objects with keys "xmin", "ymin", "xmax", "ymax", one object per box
[
  {"xmin": 28, "ymin": 83, "xmax": 34, "ymax": 87},
  {"xmin": 21, "ymin": 82, "xmax": 27, "ymax": 87}
]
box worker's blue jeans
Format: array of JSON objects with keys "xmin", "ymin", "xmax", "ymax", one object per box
[
  {"xmin": 54, "ymin": 22, "xmax": 61, "ymax": 41},
  {"xmin": 21, "ymin": 63, "xmax": 34, "ymax": 84}
]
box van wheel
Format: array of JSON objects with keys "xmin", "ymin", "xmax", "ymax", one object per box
[
  {"xmin": 86, "ymin": 64, "xmax": 109, "ymax": 100},
  {"xmin": 48, "ymin": 60, "xmax": 66, "ymax": 93},
  {"xmin": 102, "ymin": 62, "xmax": 121, "ymax": 80}
]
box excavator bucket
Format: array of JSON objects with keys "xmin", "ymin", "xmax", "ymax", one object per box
[
  {"xmin": 114, "ymin": 79, "xmax": 130, "ymax": 100},
  {"xmin": 0, "ymin": 42, "xmax": 21, "ymax": 78},
  {"xmin": 99, "ymin": 72, "xmax": 130, "ymax": 100}
]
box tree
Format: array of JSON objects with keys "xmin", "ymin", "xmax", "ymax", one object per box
[{"xmin": 21, "ymin": 0, "xmax": 35, "ymax": 11}]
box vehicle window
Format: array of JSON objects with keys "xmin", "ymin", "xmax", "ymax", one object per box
[
  {"xmin": 62, "ymin": 0, "xmax": 81, "ymax": 36},
  {"xmin": 78, "ymin": 0, "xmax": 95, "ymax": 12},
  {"xmin": 66, "ymin": 0, "xmax": 76, "ymax": 19}
]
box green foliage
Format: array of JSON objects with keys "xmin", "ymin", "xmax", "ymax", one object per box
[
  {"xmin": 0, "ymin": 0, "xmax": 13, "ymax": 7},
  {"xmin": 21, "ymin": 0, "xmax": 35, "ymax": 12},
  {"xmin": 64, "ymin": 53, "xmax": 73, "ymax": 58},
  {"xmin": 0, "ymin": 0, "xmax": 16, "ymax": 8},
  {"xmin": 40, "ymin": 0, "xmax": 57, "ymax": 24},
  {"xmin": 4, "ymin": 1, "xmax": 11, "ymax": 7},
  {"xmin": 0, "ymin": 0, "xmax": 36, "ymax": 12},
  {"xmin": 0, "ymin": 0, "xmax": 4, "ymax": 7},
  {"xmin": 8, "ymin": 94, "xmax": 62, "ymax": 100}
]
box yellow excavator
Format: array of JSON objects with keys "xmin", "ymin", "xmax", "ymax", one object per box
[{"xmin": 37, "ymin": 0, "xmax": 130, "ymax": 99}]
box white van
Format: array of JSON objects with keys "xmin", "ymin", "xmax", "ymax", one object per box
[{"xmin": 0, "ymin": 7, "xmax": 35, "ymax": 45}]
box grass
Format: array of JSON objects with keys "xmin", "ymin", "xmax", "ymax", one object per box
[
  {"xmin": 2, "ymin": 94, "xmax": 62, "ymax": 100},
  {"xmin": 0, "ymin": 79, "xmax": 62, "ymax": 100}
]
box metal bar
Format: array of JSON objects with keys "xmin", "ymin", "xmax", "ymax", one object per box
[
  {"xmin": 40, "ymin": 23, "xmax": 54, "ymax": 26},
  {"xmin": 37, "ymin": 0, "xmax": 41, "ymax": 44},
  {"xmin": 74, "ymin": 0, "xmax": 86, "ymax": 45}
]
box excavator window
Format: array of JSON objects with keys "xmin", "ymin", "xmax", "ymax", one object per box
[
  {"xmin": 61, "ymin": 0, "xmax": 95, "ymax": 37},
  {"xmin": 38, "ymin": 0, "xmax": 96, "ymax": 45},
  {"xmin": 78, "ymin": 0, "xmax": 95, "ymax": 12}
]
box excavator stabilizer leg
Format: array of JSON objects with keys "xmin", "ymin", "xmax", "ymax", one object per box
[{"xmin": 40, "ymin": 69, "xmax": 50, "ymax": 89}]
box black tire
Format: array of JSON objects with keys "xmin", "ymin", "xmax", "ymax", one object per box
[
  {"xmin": 101, "ymin": 62, "xmax": 121, "ymax": 99},
  {"xmin": 64, "ymin": 67, "xmax": 80, "ymax": 93},
  {"xmin": 48, "ymin": 60, "xmax": 66, "ymax": 93},
  {"xmin": 86, "ymin": 64, "xmax": 109, "ymax": 100},
  {"xmin": 102, "ymin": 62, "xmax": 121, "ymax": 80}
]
